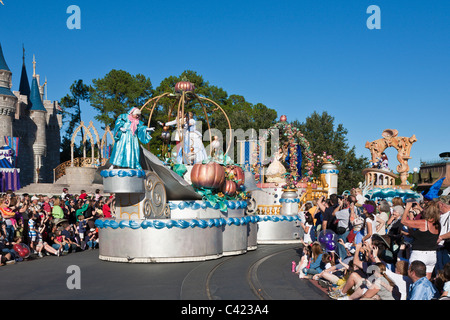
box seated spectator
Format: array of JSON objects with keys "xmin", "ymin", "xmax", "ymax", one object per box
[
  {"xmin": 357, "ymin": 262, "xmax": 396, "ymax": 300},
  {"xmin": 383, "ymin": 259, "xmax": 413, "ymax": 300},
  {"xmin": 60, "ymin": 223, "xmax": 82, "ymax": 253},
  {"xmin": 295, "ymin": 244, "xmax": 312, "ymax": 278},
  {"xmin": 302, "ymin": 242, "xmax": 324, "ymax": 277},
  {"xmin": 407, "ymin": 260, "xmax": 439, "ymax": 300},
  {"xmin": 86, "ymin": 228, "xmax": 99, "ymax": 249},
  {"xmin": 329, "ymin": 242, "xmax": 374, "ymax": 299},
  {"xmin": 439, "ymin": 262, "xmax": 450, "ymax": 299},
  {"xmin": 313, "ymin": 255, "xmax": 354, "ymax": 290}
]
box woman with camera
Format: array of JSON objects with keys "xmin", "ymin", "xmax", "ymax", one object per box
[{"xmin": 401, "ymin": 200, "xmax": 441, "ymax": 279}]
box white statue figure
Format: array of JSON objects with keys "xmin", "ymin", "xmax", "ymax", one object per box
[{"xmin": 265, "ymin": 148, "xmax": 287, "ymax": 183}]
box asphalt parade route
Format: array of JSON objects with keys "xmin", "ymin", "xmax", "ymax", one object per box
[{"xmin": 0, "ymin": 243, "xmax": 328, "ymax": 301}]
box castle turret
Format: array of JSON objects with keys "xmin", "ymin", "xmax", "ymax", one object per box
[
  {"xmin": 29, "ymin": 55, "xmax": 47, "ymax": 183},
  {"xmin": 0, "ymin": 42, "xmax": 18, "ymax": 143}
]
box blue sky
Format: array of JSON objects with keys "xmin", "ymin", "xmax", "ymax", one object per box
[{"xmin": 1, "ymin": 0, "xmax": 449, "ymax": 172}]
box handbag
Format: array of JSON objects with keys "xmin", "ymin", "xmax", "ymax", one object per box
[{"xmin": 336, "ymin": 226, "xmax": 347, "ymax": 235}]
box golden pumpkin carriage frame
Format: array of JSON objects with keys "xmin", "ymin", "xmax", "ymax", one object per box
[{"xmin": 139, "ymin": 81, "xmax": 233, "ymax": 163}]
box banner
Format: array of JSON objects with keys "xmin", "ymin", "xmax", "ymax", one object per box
[{"xmin": 3, "ymin": 136, "xmax": 19, "ymax": 165}]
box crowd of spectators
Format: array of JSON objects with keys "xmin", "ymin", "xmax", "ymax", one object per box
[
  {"xmin": 294, "ymin": 188, "xmax": 450, "ymax": 300},
  {"xmin": 0, "ymin": 188, "xmax": 115, "ymax": 265}
]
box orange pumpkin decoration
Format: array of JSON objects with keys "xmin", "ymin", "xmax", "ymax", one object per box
[
  {"xmin": 225, "ymin": 165, "xmax": 245, "ymax": 188},
  {"xmin": 191, "ymin": 162, "xmax": 225, "ymax": 189},
  {"xmin": 222, "ymin": 180, "xmax": 237, "ymax": 196}
]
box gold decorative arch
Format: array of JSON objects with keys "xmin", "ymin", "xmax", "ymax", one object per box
[
  {"xmin": 70, "ymin": 121, "xmax": 100, "ymax": 166},
  {"xmin": 100, "ymin": 125, "xmax": 115, "ymax": 159}
]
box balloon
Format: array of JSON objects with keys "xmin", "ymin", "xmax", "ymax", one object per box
[
  {"xmin": 326, "ymin": 241, "xmax": 337, "ymax": 251},
  {"xmin": 14, "ymin": 243, "xmax": 31, "ymax": 259},
  {"xmin": 13, "ymin": 243, "xmax": 22, "ymax": 253},
  {"xmin": 318, "ymin": 229, "xmax": 337, "ymax": 252}
]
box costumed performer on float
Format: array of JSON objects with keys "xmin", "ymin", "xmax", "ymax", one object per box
[
  {"xmin": 109, "ymin": 107, "xmax": 155, "ymax": 170},
  {"xmin": 165, "ymin": 111, "xmax": 207, "ymax": 165},
  {"xmin": 265, "ymin": 147, "xmax": 287, "ymax": 183}
]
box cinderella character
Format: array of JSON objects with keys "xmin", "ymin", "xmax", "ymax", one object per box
[
  {"xmin": 166, "ymin": 112, "xmax": 207, "ymax": 164},
  {"xmin": 265, "ymin": 148, "xmax": 287, "ymax": 183},
  {"xmin": 109, "ymin": 107, "xmax": 155, "ymax": 170}
]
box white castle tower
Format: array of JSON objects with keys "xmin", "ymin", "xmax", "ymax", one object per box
[
  {"xmin": 0, "ymin": 42, "xmax": 62, "ymax": 187},
  {"xmin": 0, "ymin": 43, "xmax": 18, "ymax": 143},
  {"xmin": 29, "ymin": 55, "xmax": 48, "ymax": 183}
]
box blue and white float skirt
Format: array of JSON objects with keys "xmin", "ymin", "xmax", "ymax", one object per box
[{"xmin": 96, "ymin": 169, "xmax": 257, "ymax": 263}]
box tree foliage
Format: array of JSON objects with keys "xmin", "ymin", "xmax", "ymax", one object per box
[
  {"xmin": 147, "ymin": 70, "xmax": 278, "ymax": 158},
  {"xmin": 89, "ymin": 69, "xmax": 153, "ymax": 128},
  {"xmin": 59, "ymin": 79, "xmax": 90, "ymax": 162},
  {"xmin": 60, "ymin": 69, "xmax": 277, "ymax": 161},
  {"xmin": 292, "ymin": 111, "xmax": 369, "ymax": 194}
]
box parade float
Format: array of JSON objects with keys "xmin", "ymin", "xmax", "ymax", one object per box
[
  {"xmin": 94, "ymin": 80, "xmax": 340, "ymax": 263},
  {"xmin": 361, "ymin": 129, "xmax": 421, "ymax": 202},
  {"xmin": 95, "ymin": 80, "xmax": 258, "ymax": 263},
  {"xmin": 244, "ymin": 120, "xmax": 338, "ymax": 244}
]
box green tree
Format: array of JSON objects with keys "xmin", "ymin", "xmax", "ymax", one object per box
[
  {"xmin": 59, "ymin": 79, "xmax": 91, "ymax": 162},
  {"xmin": 293, "ymin": 111, "xmax": 369, "ymax": 194},
  {"xmin": 89, "ymin": 69, "xmax": 153, "ymax": 128},
  {"xmin": 148, "ymin": 70, "xmax": 277, "ymax": 159}
]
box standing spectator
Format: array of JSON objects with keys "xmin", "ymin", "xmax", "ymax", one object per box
[
  {"xmin": 79, "ymin": 190, "xmax": 88, "ymax": 200},
  {"xmin": 102, "ymin": 195, "xmax": 114, "ymax": 218},
  {"xmin": 332, "ymin": 196, "xmax": 355, "ymax": 259},
  {"xmin": 392, "ymin": 197, "xmax": 404, "ymax": 208},
  {"xmin": 77, "ymin": 215, "xmax": 87, "ymax": 248},
  {"xmin": 354, "ymin": 188, "xmax": 365, "ymax": 207},
  {"xmin": 61, "ymin": 188, "xmax": 69, "ymax": 200},
  {"xmin": 94, "ymin": 189, "xmax": 102, "ymax": 201},
  {"xmin": 321, "ymin": 194, "xmax": 339, "ymax": 234},
  {"xmin": 437, "ymin": 196, "xmax": 450, "ymax": 273},
  {"xmin": 41, "ymin": 196, "xmax": 52, "ymax": 216},
  {"xmin": 407, "ymin": 260, "xmax": 439, "ymax": 300},
  {"xmin": 375, "ymin": 200, "xmax": 390, "ymax": 236},
  {"xmin": 0, "ymin": 197, "xmax": 16, "ymax": 244},
  {"xmin": 51, "ymin": 197, "xmax": 64, "ymax": 220},
  {"xmin": 401, "ymin": 200, "xmax": 440, "ymax": 279},
  {"xmin": 360, "ymin": 204, "xmax": 376, "ymax": 245},
  {"xmin": 300, "ymin": 212, "xmax": 314, "ymax": 245},
  {"xmin": 67, "ymin": 198, "xmax": 77, "ymax": 225},
  {"xmin": 27, "ymin": 213, "xmax": 39, "ymax": 254},
  {"xmin": 386, "ymin": 205, "xmax": 405, "ymax": 252}
]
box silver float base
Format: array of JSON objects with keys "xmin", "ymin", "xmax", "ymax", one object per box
[
  {"xmin": 256, "ymin": 215, "xmax": 303, "ymax": 244},
  {"xmin": 96, "ymin": 202, "xmax": 252, "ymax": 263},
  {"xmin": 97, "ymin": 219, "xmax": 223, "ymax": 263}
]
